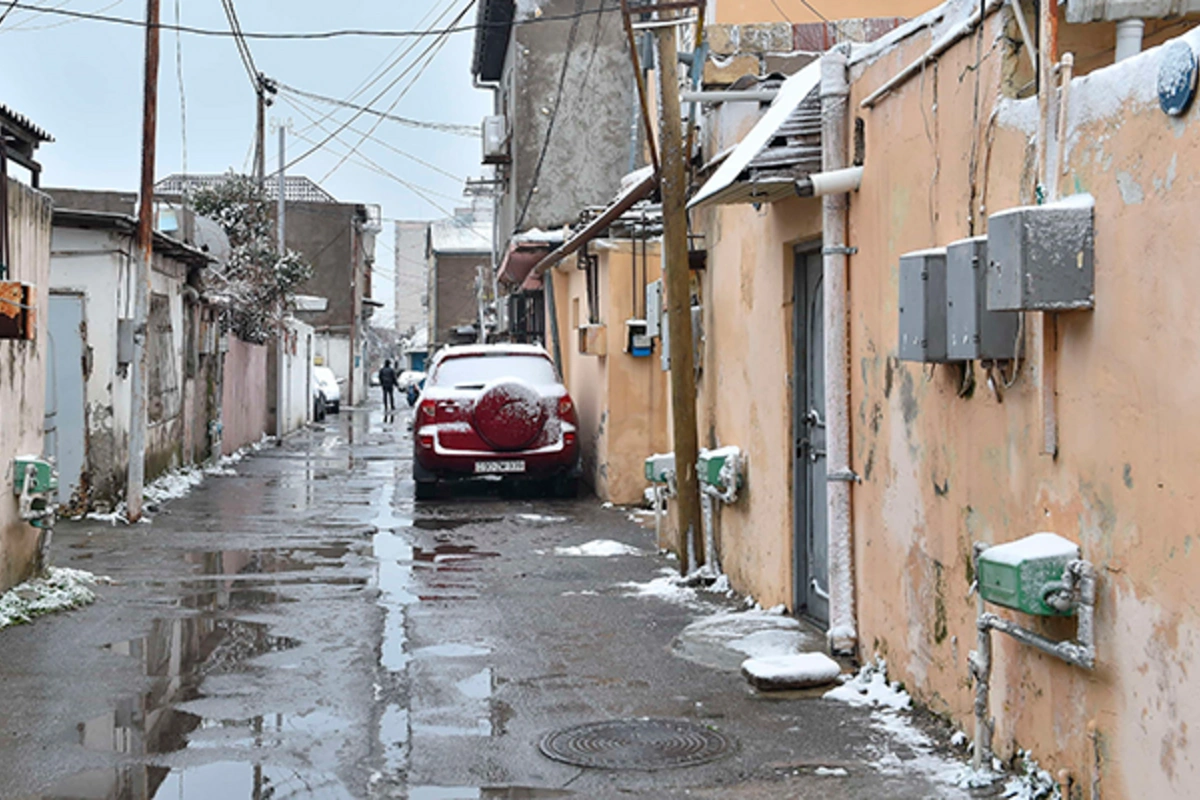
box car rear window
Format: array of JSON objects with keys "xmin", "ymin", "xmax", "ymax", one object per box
[{"xmin": 432, "ymin": 355, "xmax": 558, "ymax": 389}]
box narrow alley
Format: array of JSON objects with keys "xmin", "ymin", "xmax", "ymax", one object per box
[{"xmin": 0, "ymin": 404, "xmax": 995, "ymax": 799}]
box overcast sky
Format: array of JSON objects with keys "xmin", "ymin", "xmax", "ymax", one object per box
[{"xmin": 0, "ymin": 0, "xmax": 493, "ymax": 325}]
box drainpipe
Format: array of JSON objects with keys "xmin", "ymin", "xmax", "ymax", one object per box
[
  {"xmin": 1114, "ymin": 18, "xmax": 1144, "ymax": 62},
  {"xmin": 820, "ymin": 46, "xmax": 857, "ymax": 656}
]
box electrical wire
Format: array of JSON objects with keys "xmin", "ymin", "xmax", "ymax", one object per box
[
  {"xmin": 275, "ymin": 0, "xmax": 474, "ymax": 178},
  {"xmin": 798, "ymin": 0, "xmax": 829, "ymax": 24},
  {"xmin": 220, "ymin": 0, "xmax": 258, "ymax": 89},
  {"xmin": 0, "ymin": 1, "xmax": 18, "ymax": 27},
  {"xmin": 515, "ymin": 0, "xmax": 585, "ymax": 233},
  {"xmin": 275, "ymin": 82, "xmax": 477, "ymax": 137},
  {"xmin": 0, "ymin": 0, "xmax": 607, "ymax": 39},
  {"xmin": 0, "ymin": 0, "xmax": 122, "ymax": 32},
  {"xmin": 769, "ymin": 0, "xmax": 792, "ymax": 23}
]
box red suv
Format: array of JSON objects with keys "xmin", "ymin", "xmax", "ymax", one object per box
[{"xmin": 411, "ymin": 344, "xmax": 581, "ymax": 499}]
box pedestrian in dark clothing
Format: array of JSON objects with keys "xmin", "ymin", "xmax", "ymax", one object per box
[{"xmin": 379, "ymin": 360, "xmax": 398, "ymax": 411}]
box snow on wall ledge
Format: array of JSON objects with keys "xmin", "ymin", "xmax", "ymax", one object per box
[{"xmin": 1066, "ymin": 0, "xmax": 1200, "ymax": 22}]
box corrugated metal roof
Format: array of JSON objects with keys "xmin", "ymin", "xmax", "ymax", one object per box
[
  {"xmin": 156, "ymin": 173, "xmax": 338, "ymax": 203},
  {"xmin": 429, "ymin": 216, "xmax": 492, "ymax": 254},
  {"xmin": 689, "ymin": 61, "xmax": 823, "ymax": 210},
  {"xmin": 0, "ymin": 103, "xmax": 52, "ymax": 143}
]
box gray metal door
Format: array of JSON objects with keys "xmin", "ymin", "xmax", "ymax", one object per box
[
  {"xmin": 793, "ymin": 249, "xmax": 828, "ymax": 624},
  {"xmin": 47, "ymin": 294, "xmax": 87, "ymax": 508}
]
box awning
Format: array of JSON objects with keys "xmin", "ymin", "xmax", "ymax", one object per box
[
  {"xmin": 688, "ymin": 60, "xmax": 822, "ymax": 210},
  {"xmin": 497, "ymin": 240, "xmax": 554, "ymax": 287},
  {"xmin": 531, "ymin": 169, "xmax": 659, "ymax": 277}
]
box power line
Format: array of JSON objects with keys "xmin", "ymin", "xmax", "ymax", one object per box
[
  {"xmin": 799, "ymin": 0, "xmax": 829, "ymax": 24},
  {"xmin": 0, "ymin": 0, "xmax": 20, "ymax": 27},
  {"xmin": 219, "ymin": 0, "xmax": 258, "ymax": 88},
  {"xmin": 0, "ymin": 0, "xmax": 123, "ymax": 32},
  {"xmin": 0, "ymin": 1, "xmax": 607, "ymax": 39},
  {"xmin": 276, "ymin": 82, "xmax": 477, "ymax": 137}
]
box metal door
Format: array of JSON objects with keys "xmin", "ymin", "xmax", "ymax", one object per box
[
  {"xmin": 793, "ymin": 248, "xmax": 828, "ymax": 624},
  {"xmin": 46, "ymin": 293, "xmax": 87, "ymax": 508}
]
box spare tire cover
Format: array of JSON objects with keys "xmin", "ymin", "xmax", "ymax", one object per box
[{"xmin": 472, "ymin": 379, "xmax": 547, "ymax": 451}]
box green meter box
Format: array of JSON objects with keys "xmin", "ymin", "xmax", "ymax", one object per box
[
  {"xmin": 977, "ymin": 532, "xmax": 1079, "ymax": 616},
  {"xmin": 645, "ymin": 453, "xmax": 675, "ymax": 484},
  {"xmin": 13, "ymin": 456, "xmax": 57, "ymax": 495},
  {"xmin": 698, "ymin": 446, "xmax": 742, "ymax": 490}
]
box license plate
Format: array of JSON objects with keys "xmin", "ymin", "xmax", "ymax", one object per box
[{"xmin": 475, "ymin": 460, "xmax": 526, "ymax": 474}]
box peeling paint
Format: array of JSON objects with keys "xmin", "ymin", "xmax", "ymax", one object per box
[{"xmin": 1116, "ymin": 170, "xmax": 1145, "ymax": 205}]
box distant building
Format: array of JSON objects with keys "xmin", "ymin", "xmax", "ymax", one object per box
[
  {"xmin": 427, "ymin": 201, "xmax": 493, "ymax": 348},
  {"xmin": 393, "ymin": 219, "xmax": 430, "ymax": 340}
]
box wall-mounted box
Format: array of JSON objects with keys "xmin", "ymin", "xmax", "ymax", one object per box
[
  {"xmin": 13, "ymin": 456, "xmax": 57, "ymax": 495},
  {"xmin": 986, "ymin": 196, "xmax": 1095, "ymax": 311},
  {"xmin": 481, "ymin": 116, "xmax": 510, "ymax": 164},
  {"xmin": 978, "ymin": 532, "xmax": 1080, "ymax": 616},
  {"xmin": 645, "ymin": 452, "xmax": 675, "ymax": 484},
  {"xmin": 946, "ymin": 237, "xmax": 1020, "ymax": 360},
  {"xmin": 898, "ymin": 248, "xmax": 950, "ymax": 362},
  {"xmin": 645, "ymin": 280, "xmax": 662, "ymax": 338},
  {"xmin": 578, "ymin": 323, "xmax": 607, "ymax": 356},
  {"xmin": 698, "ymin": 446, "xmax": 743, "ymax": 491},
  {"xmin": 0, "ymin": 282, "xmax": 35, "ymax": 340}
]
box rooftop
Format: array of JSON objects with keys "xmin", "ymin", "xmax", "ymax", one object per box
[{"xmin": 156, "ymin": 173, "xmax": 339, "ymax": 204}]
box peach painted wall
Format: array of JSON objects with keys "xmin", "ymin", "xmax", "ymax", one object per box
[
  {"xmin": 221, "ymin": 337, "xmax": 270, "ymax": 455},
  {"xmin": 712, "ymin": 0, "xmax": 937, "ymax": 24},
  {"xmin": 843, "ymin": 9, "xmax": 1200, "ymax": 797}
]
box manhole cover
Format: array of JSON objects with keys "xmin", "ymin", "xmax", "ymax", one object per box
[{"xmin": 538, "ymin": 718, "xmax": 736, "ymax": 770}]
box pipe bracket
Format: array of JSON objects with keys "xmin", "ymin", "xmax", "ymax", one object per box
[
  {"xmin": 822, "ymin": 245, "xmax": 858, "ymax": 256},
  {"xmin": 827, "ymin": 468, "xmax": 860, "ymax": 483}
]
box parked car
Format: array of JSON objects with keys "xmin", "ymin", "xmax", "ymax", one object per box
[
  {"xmin": 312, "ymin": 366, "xmax": 341, "ymax": 413},
  {"xmin": 411, "ymin": 345, "xmax": 580, "ymax": 499}
]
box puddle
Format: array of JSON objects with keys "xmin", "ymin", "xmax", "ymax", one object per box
[
  {"xmin": 414, "ymin": 644, "xmax": 491, "ymax": 658},
  {"xmin": 409, "ymin": 787, "xmax": 571, "ymax": 799},
  {"xmin": 379, "ymin": 704, "xmax": 410, "ymax": 774},
  {"xmin": 411, "ymin": 517, "xmax": 500, "ymax": 531},
  {"xmin": 413, "ymin": 543, "xmax": 499, "ymax": 569},
  {"xmin": 36, "ymin": 761, "xmax": 356, "ymax": 799}
]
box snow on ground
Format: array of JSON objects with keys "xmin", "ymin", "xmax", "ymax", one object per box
[
  {"xmin": 618, "ymin": 567, "xmax": 703, "ymax": 605},
  {"xmin": 555, "ymin": 539, "xmax": 641, "ymax": 557},
  {"xmin": 678, "ymin": 608, "xmax": 810, "ymax": 656},
  {"xmin": 825, "ymin": 661, "xmax": 1006, "ymax": 793},
  {"xmin": 815, "ymin": 767, "xmax": 849, "ymax": 777},
  {"xmin": 516, "ymin": 513, "xmax": 568, "ymax": 524},
  {"xmin": 0, "ymin": 567, "xmax": 110, "ymax": 630},
  {"xmin": 742, "ymin": 652, "xmax": 841, "ymax": 688}
]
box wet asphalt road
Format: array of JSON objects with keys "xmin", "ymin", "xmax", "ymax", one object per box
[{"xmin": 0, "ymin": 405, "xmax": 997, "ymax": 799}]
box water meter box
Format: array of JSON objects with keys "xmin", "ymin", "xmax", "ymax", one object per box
[
  {"xmin": 946, "ymin": 237, "xmax": 1020, "ymax": 360},
  {"xmin": 986, "ymin": 197, "xmax": 1095, "ymax": 311},
  {"xmin": 644, "ymin": 452, "xmax": 675, "ymax": 484},
  {"xmin": 977, "ymin": 533, "xmax": 1080, "ymax": 616},
  {"xmin": 898, "ymin": 248, "xmax": 950, "ymax": 362},
  {"xmin": 697, "ymin": 447, "xmax": 742, "ymax": 490},
  {"xmin": 12, "ymin": 457, "xmax": 57, "ymax": 495}
]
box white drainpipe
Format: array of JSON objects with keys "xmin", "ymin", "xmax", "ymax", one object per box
[
  {"xmin": 1115, "ymin": 18, "xmax": 1144, "ymax": 62},
  {"xmin": 820, "ymin": 46, "xmax": 857, "ymax": 656}
]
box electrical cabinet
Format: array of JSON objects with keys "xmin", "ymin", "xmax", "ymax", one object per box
[
  {"xmin": 977, "ymin": 533, "xmax": 1080, "ymax": 616},
  {"xmin": 481, "ymin": 116, "xmax": 509, "ymax": 164},
  {"xmin": 986, "ymin": 197, "xmax": 1095, "ymax": 311},
  {"xmin": 644, "ymin": 452, "xmax": 675, "ymax": 484},
  {"xmin": 946, "ymin": 237, "xmax": 1020, "ymax": 360},
  {"xmin": 625, "ymin": 319, "xmax": 652, "ymax": 357},
  {"xmin": 698, "ymin": 447, "xmax": 742, "ymax": 491},
  {"xmin": 898, "ymin": 248, "xmax": 950, "ymax": 363}
]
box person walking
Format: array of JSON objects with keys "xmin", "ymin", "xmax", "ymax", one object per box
[{"xmin": 379, "ymin": 359, "xmax": 398, "ymax": 412}]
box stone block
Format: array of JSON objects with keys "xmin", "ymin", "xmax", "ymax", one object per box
[
  {"xmin": 794, "ymin": 21, "xmax": 836, "ymax": 52},
  {"xmin": 706, "ymin": 24, "xmax": 737, "ymax": 56},
  {"xmin": 764, "ymin": 52, "xmax": 817, "ymax": 76},
  {"xmin": 703, "ymin": 53, "xmax": 761, "ymax": 86},
  {"xmin": 740, "ymin": 22, "xmax": 793, "ymax": 53}
]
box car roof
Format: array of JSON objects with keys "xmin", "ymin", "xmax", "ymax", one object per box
[{"xmin": 431, "ymin": 344, "xmax": 552, "ymax": 366}]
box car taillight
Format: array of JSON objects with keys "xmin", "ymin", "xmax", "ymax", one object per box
[
  {"xmin": 558, "ymin": 396, "xmax": 574, "ymax": 417},
  {"xmin": 419, "ymin": 399, "xmax": 436, "ymax": 421}
]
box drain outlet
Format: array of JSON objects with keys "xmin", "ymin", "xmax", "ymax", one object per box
[{"xmin": 538, "ymin": 718, "xmax": 736, "ymax": 770}]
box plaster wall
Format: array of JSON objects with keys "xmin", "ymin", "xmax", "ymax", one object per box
[
  {"xmin": 280, "ymin": 318, "xmax": 314, "ymax": 435},
  {"xmin": 843, "ymin": 11, "xmax": 1200, "ymax": 796},
  {"xmin": 433, "ymin": 252, "xmax": 489, "ymax": 346},
  {"xmin": 394, "ymin": 220, "xmax": 430, "ymax": 337},
  {"xmin": 692, "ymin": 196, "xmax": 821, "ymax": 609},
  {"xmin": 553, "ymin": 241, "xmax": 669, "ymax": 504},
  {"xmin": 0, "ymin": 179, "xmax": 52, "ymax": 590},
  {"xmin": 48, "ymin": 226, "xmax": 132, "ymax": 506},
  {"xmin": 221, "ymin": 337, "xmax": 269, "ymax": 455}
]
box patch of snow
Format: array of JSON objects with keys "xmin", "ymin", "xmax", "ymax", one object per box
[
  {"xmin": 814, "ymin": 766, "xmax": 849, "ymax": 777},
  {"xmin": 677, "ymin": 609, "xmax": 807, "ymax": 658},
  {"xmin": 561, "ymin": 590, "xmax": 599, "ymax": 596},
  {"xmin": 950, "ymin": 730, "xmax": 968, "ymax": 748},
  {"xmin": 1001, "ymin": 751, "xmax": 1060, "ymax": 800},
  {"xmin": 554, "ymin": 539, "xmax": 640, "ymax": 557},
  {"xmin": 0, "ymin": 567, "xmax": 110, "ymax": 630},
  {"xmin": 980, "ymin": 532, "xmax": 1079, "ymax": 566},
  {"xmin": 601, "ymin": 501, "xmax": 614, "ymax": 509},
  {"xmin": 619, "ymin": 567, "xmax": 701, "ymax": 605},
  {"xmin": 703, "ymin": 574, "xmax": 730, "ymax": 594},
  {"xmin": 824, "ymin": 660, "xmax": 912, "ymax": 710},
  {"xmin": 517, "ymin": 513, "xmax": 568, "ymax": 524},
  {"xmin": 143, "ymin": 467, "xmax": 206, "ymax": 506},
  {"xmin": 742, "ymin": 652, "xmax": 841, "ymax": 686}
]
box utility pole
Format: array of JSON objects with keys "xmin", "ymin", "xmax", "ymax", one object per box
[
  {"xmin": 127, "ymin": 0, "xmax": 160, "ymax": 522},
  {"xmin": 275, "ymin": 122, "xmax": 286, "ymax": 440},
  {"xmin": 255, "ymin": 78, "xmax": 266, "ymax": 188},
  {"xmin": 653, "ymin": 8, "xmax": 703, "ymax": 571}
]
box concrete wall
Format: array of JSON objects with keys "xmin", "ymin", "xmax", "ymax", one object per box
[
  {"xmin": 279, "ymin": 318, "xmax": 314, "ymax": 435},
  {"xmin": 496, "ymin": 0, "xmax": 636, "ymax": 247},
  {"xmin": 0, "ymin": 179, "xmax": 52, "ymax": 590},
  {"xmin": 552, "ymin": 240, "xmax": 670, "ymax": 504},
  {"xmin": 221, "ymin": 337, "xmax": 269, "ymax": 455},
  {"xmin": 433, "ymin": 252, "xmax": 488, "ymax": 345},
  {"xmin": 837, "ymin": 10, "xmax": 1200, "ymax": 796},
  {"xmin": 394, "ymin": 220, "xmax": 430, "ymax": 337},
  {"xmin": 711, "ymin": 0, "xmax": 936, "ymax": 24}
]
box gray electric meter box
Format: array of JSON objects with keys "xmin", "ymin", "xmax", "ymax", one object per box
[
  {"xmin": 946, "ymin": 237, "xmax": 1020, "ymax": 360},
  {"xmin": 986, "ymin": 197, "xmax": 1095, "ymax": 311},
  {"xmin": 898, "ymin": 248, "xmax": 950, "ymax": 363}
]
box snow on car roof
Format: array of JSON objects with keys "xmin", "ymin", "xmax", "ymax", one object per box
[{"xmin": 432, "ymin": 343, "xmax": 552, "ymax": 364}]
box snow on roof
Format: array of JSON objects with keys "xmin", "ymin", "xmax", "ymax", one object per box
[
  {"xmin": 689, "ymin": 60, "xmax": 822, "ymax": 209},
  {"xmin": 432, "ymin": 343, "xmax": 551, "ymax": 364},
  {"xmin": 429, "ymin": 216, "xmax": 493, "ymax": 253}
]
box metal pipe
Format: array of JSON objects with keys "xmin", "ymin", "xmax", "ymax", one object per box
[
  {"xmin": 809, "ymin": 166, "xmax": 863, "ymax": 196},
  {"xmin": 1055, "ymin": 53, "xmax": 1075, "ymax": 190},
  {"xmin": 679, "ymin": 89, "xmax": 779, "ymax": 103},
  {"xmin": 1115, "ymin": 18, "xmax": 1144, "ymax": 62},
  {"xmin": 820, "ymin": 46, "xmax": 857, "ymax": 656},
  {"xmin": 970, "ymin": 544, "xmax": 994, "ymax": 771},
  {"xmin": 1006, "ymin": 0, "xmax": 1038, "ymax": 77},
  {"xmin": 981, "ymin": 613, "xmax": 1095, "ymax": 670}
]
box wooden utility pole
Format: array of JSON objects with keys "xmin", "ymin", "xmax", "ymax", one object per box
[
  {"xmin": 255, "ymin": 79, "xmax": 266, "ymax": 188},
  {"xmin": 653, "ymin": 10, "xmax": 703, "ymax": 571},
  {"xmin": 126, "ymin": 0, "xmax": 161, "ymax": 522}
]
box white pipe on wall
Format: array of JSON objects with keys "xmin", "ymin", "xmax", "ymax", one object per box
[
  {"xmin": 1115, "ymin": 18, "xmax": 1144, "ymax": 62},
  {"xmin": 820, "ymin": 46, "xmax": 857, "ymax": 656},
  {"xmin": 810, "ymin": 166, "xmax": 863, "ymax": 197}
]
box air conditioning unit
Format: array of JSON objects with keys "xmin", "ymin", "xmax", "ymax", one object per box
[{"xmin": 482, "ymin": 116, "xmax": 510, "ymax": 164}]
